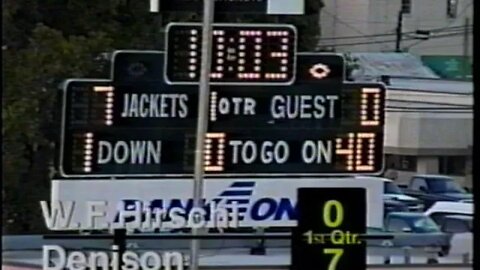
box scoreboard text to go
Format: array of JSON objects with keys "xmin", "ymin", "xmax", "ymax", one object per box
[{"xmin": 60, "ymin": 131, "xmax": 383, "ymax": 177}]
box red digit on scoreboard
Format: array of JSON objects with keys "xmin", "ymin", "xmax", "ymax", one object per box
[
  {"xmin": 335, "ymin": 133, "xmax": 377, "ymax": 172},
  {"xmin": 360, "ymin": 87, "xmax": 382, "ymax": 126}
]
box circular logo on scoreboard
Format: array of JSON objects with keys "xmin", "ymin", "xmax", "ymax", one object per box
[
  {"xmin": 127, "ymin": 62, "xmax": 148, "ymax": 77},
  {"xmin": 309, "ymin": 63, "xmax": 331, "ymax": 79}
]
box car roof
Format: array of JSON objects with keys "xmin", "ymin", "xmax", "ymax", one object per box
[
  {"xmin": 425, "ymin": 201, "xmax": 473, "ymax": 216},
  {"xmin": 387, "ymin": 212, "xmax": 425, "ymax": 217},
  {"xmin": 413, "ymin": 174, "xmax": 454, "ymax": 179},
  {"xmin": 443, "ymin": 214, "xmax": 473, "ymax": 220},
  {"xmin": 355, "ymin": 176, "xmax": 393, "ymax": 182}
]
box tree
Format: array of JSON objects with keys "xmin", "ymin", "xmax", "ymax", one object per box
[
  {"xmin": 3, "ymin": 24, "xmax": 114, "ymax": 233},
  {"xmin": 2, "ymin": 0, "xmax": 325, "ymax": 234}
]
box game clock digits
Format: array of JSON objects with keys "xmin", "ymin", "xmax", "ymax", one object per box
[
  {"xmin": 292, "ymin": 188, "xmax": 366, "ymax": 270},
  {"xmin": 165, "ymin": 23, "xmax": 297, "ymax": 85}
]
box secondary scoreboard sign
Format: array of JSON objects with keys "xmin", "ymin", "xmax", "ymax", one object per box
[
  {"xmin": 165, "ymin": 23, "xmax": 297, "ymax": 85},
  {"xmin": 58, "ymin": 77, "xmax": 385, "ymax": 177},
  {"xmin": 157, "ymin": 0, "xmax": 267, "ymax": 13},
  {"xmin": 292, "ymin": 188, "xmax": 366, "ymax": 270}
]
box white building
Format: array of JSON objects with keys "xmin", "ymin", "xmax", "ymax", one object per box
[
  {"xmin": 383, "ymin": 77, "xmax": 473, "ymax": 187},
  {"xmin": 318, "ymin": 0, "xmax": 473, "ymax": 56}
]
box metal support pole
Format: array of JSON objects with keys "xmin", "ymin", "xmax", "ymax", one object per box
[
  {"xmin": 463, "ymin": 17, "xmax": 470, "ymax": 79},
  {"xmin": 403, "ymin": 247, "xmax": 411, "ymax": 264},
  {"xmin": 395, "ymin": 10, "xmax": 403, "ymax": 52},
  {"xmin": 190, "ymin": 0, "xmax": 215, "ymax": 270},
  {"xmin": 113, "ymin": 229, "xmax": 127, "ymax": 269}
]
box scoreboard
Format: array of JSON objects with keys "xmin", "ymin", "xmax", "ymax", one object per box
[
  {"xmin": 59, "ymin": 70, "xmax": 385, "ymax": 177},
  {"xmin": 57, "ymin": 23, "xmax": 386, "ymax": 178}
]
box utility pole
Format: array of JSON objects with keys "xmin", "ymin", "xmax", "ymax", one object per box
[
  {"xmin": 395, "ymin": 10, "xmax": 403, "ymax": 52},
  {"xmin": 191, "ymin": 1, "xmax": 215, "ymax": 270},
  {"xmin": 462, "ymin": 17, "xmax": 470, "ymax": 79}
]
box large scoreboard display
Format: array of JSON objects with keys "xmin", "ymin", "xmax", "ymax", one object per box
[{"xmin": 58, "ymin": 24, "xmax": 386, "ymax": 178}]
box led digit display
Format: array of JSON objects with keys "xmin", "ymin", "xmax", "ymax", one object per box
[
  {"xmin": 165, "ymin": 23, "xmax": 297, "ymax": 85},
  {"xmin": 61, "ymin": 129, "xmax": 196, "ymax": 177},
  {"xmin": 65, "ymin": 81, "xmax": 199, "ymax": 129},
  {"xmin": 200, "ymin": 130, "xmax": 383, "ymax": 175},
  {"xmin": 208, "ymin": 83, "xmax": 385, "ymax": 131},
  {"xmin": 59, "ymin": 52, "xmax": 385, "ymax": 177},
  {"xmin": 61, "ymin": 129, "xmax": 383, "ymax": 177}
]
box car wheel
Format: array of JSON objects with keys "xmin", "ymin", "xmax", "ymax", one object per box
[{"xmin": 439, "ymin": 245, "xmax": 450, "ymax": 257}]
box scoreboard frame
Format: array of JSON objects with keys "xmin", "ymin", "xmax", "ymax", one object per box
[
  {"xmin": 58, "ymin": 77, "xmax": 386, "ymax": 178},
  {"xmin": 163, "ymin": 22, "xmax": 298, "ymax": 86},
  {"xmin": 58, "ymin": 78, "xmax": 111, "ymax": 178}
]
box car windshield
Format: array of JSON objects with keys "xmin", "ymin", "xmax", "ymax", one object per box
[
  {"xmin": 384, "ymin": 182, "xmax": 403, "ymax": 194},
  {"xmin": 429, "ymin": 178, "xmax": 466, "ymax": 193},
  {"xmin": 412, "ymin": 216, "xmax": 441, "ymax": 232}
]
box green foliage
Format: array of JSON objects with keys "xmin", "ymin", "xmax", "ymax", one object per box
[
  {"xmin": 3, "ymin": 0, "xmax": 324, "ymax": 234},
  {"xmin": 3, "ymin": 23, "xmax": 115, "ymax": 233},
  {"xmin": 344, "ymin": 52, "xmax": 360, "ymax": 80}
]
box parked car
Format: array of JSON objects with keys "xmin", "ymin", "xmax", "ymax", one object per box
[
  {"xmin": 382, "ymin": 178, "xmax": 424, "ymax": 212},
  {"xmin": 424, "ymin": 201, "xmax": 473, "ymax": 225},
  {"xmin": 398, "ymin": 174, "xmax": 473, "ymax": 209},
  {"xmin": 437, "ymin": 215, "xmax": 473, "ymax": 257},
  {"xmin": 355, "ymin": 177, "xmax": 424, "ymax": 216},
  {"xmin": 367, "ymin": 212, "xmax": 451, "ymax": 256},
  {"xmin": 424, "ymin": 201, "xmax": 473, "ymax": 257},
  {"xmin": 384, "ymin": 198, "xmax": 408, "ymax": 217}
]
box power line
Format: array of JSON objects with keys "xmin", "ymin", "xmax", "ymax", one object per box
[
  {"xmin": 318, "ymin": 0, "xmax": 472, "ymax": 42},
  {"xmin": 318, "ymin": 25, "xmax": 471, "ymax": 41},
  {"xmin": 321, "ymin": 9, "xmax": 368, "ymax": 36},
  {"xmin": 407, "ymin": 42, "xmax": 471, "ymax": 50},
  {"xmin": 400, "ymin": 1, "xmax": 473, "ymax": 50},
  {"xmin": 319, "ymin": 30, "xmax": 471, "ymax": 47}
]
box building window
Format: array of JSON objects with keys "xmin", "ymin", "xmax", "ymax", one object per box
[
  {"xmin": 385, "ymin": 154, "xmax": 417, "ymax": 171},
  {"xmin": 401, "ymin": 0, "xmax": 412, "ymax": 14},
  {"xmin": 439, "ymin": 156, "xmax": 465, "ymax": 176},
  {"xmin": 447, "ymin": 0, "xmax": 458, "ymax": 18}
]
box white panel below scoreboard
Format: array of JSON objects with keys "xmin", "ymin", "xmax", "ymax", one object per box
[{"xmin": 50, "ymin": 178, "xmax": 383, "ymax": 231}]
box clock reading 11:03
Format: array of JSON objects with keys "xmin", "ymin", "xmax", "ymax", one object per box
[{"xmin": 165, "ymin": 23, "xmax": 297, "ymax": 85}]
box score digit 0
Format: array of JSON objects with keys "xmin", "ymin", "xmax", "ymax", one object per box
[
  {"xmin": 335, "ymin": 133, "xmax": 377, "ymax": 171},
  {"xmin": 204, "ymin": 133, "xmax": 226, "ymax": 172},
  {"xmin": 360, "ymin": 87, "xmax": 382, "ymax": 126}
]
